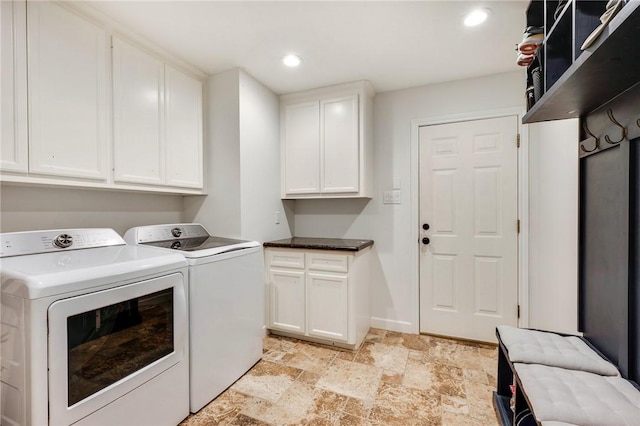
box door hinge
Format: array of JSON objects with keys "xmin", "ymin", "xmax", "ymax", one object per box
[
  {"xmin": 517, "ymin": 219, "xmax": 521, "ymax": 233},
  {"xmin": 517, "ymin": 304, "xmax": 521, "ymax": 319},
  {"xmin": 517, "ymin": 133, "xmax": 521, "ymax": 148}
]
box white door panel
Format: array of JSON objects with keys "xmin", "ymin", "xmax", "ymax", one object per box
[
  {"xmin": 268, "ymin": 268, "xmax": 305, "ymax": 333},
  {"xmin": 1, "ymin": 0, "xmax": 28, "ymax": 173},
  {"xmin": 307, "ymin": 272, "xmax": 349, "ymax": 342},
  {"xmin": 112, "ymin": 36, "xmax": 164, "ymax": 185},
  {"xmin": 164, "ymin": 64, "xmax": 203, "ymax": 188},
  {"xmin": 321, "ymin": 95, "xmax": 359, "ymax": 193},
  {"xmin": 419, "ymin": 116, "xmax": 518, "ymax": 342},
  {"xmin": 283, "ymin": 101, "xmax": 320, "ymax": 194},
  {"xmin": 27, "ymin": 2, "xmax": 107, "ymax": 180}
]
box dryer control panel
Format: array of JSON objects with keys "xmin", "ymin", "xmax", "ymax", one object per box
[{"xmin": 0, "ymin": 229, "xmax": 125, "ymax": 257}]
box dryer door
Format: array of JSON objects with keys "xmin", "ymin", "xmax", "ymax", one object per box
[{"xmin": 47, "ymin": 272, "xmax": 187, "ymax": 425}]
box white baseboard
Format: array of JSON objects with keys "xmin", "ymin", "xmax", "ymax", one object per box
[{"xmin": 370, "ymin": 317, "xmax": 416, "ymax": 334}]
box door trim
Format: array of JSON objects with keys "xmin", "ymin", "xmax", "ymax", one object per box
[{"xmin": 410, "ymin": 107, "xmax": 529, "ymax": 334}]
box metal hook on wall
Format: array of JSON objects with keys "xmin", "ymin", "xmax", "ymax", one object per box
[
  {"xmin": 580, "ymin": 120, "xmax": 600, "ymax": 153},
  {"xmin": 604, "ymin": 108, "xmax": 627, "ymax": 144}
]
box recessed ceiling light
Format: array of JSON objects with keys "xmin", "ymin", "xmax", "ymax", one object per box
[
  {"xmin": 464, "ymin": 8, "xmax": 491, "ymax": 27},
  {"xmin": 282, "ymin": 54, "xmax": 302, "ymax": 67}
]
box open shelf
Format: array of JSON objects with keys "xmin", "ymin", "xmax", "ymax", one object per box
[
  {"xmin": 545, "ymin": 6, "xmax": 573, "ymax": 91},
  {"xmin": 522, "ymin": 0, "xmax": 640, "ymax": 123},
  {"xmin": 492, "ymin": 392, "xmax": 514, "ymax": 426}
]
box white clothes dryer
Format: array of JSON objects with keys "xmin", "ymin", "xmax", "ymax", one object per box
[
  {"xmin": 0, "ymin": 228, "xmax": 189, "ymax": 426},
  {"xmin": 123, "ymin": 224, "xmax": 263, "ymax": 413}
]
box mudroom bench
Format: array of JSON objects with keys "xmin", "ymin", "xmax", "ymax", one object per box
[{"xmin": 493, "ymin": 326, "xmax": 640, "ymax": 426}]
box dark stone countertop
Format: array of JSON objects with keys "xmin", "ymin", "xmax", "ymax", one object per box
[{"xmin": 263, "ymin": 237, "xmax": 374, "ymax": 252}]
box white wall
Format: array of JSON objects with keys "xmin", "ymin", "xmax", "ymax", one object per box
[
  {"xmin": 238, "ymin": 71, "xmax": 294, "ymax": 242},
  {"xmin": 0, "ymin": 185, "xmax": 183, "ymax": 235},
  {"xmin": 1, "ymin": 67, "xmax": 580, "ymax": 337},
  {"xmin": 527, "ymin": 119, "xmax": 579, "ymax": 334},
  {"xmin": 183, "ymin": 70, "xmax": 242, "ymax": 237},
  {"xmin": 183, "ymin": 68, "xmax": 292, "ymax": 243},
  {"xmin": 294, "ymin": 71, "xmax": 524, "ymax": 333}
]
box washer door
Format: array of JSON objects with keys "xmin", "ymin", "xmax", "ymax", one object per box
[{"xmin": 47, "ymin": 273, "xmax": 187, "ymax": 425}]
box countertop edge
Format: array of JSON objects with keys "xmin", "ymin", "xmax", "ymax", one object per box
[{"xmin": 263, "ymin": 239, "xmax": 374, "ymax": 252}]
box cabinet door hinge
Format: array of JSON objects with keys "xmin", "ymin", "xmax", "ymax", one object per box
[
  {"xmin": 517, "ymin": 219, "xmax": 521, "ymax": 233},
  {"xmin": 517, "ymin": 133, "xmax": 521, "ymax": 148},
  {"xmin": 517, "ymin": 305, "xmax": 521, "ymax": 319}
]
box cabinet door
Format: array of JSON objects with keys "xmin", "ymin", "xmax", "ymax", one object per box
[
  {"xmin": 268, "ymin": 268, "xmax": 305, "ymax": 333},
  {"xmin": 112, "ymin": 36, "xmax": 164, "ymax": 185},
  {"xmin": 1, "ymin": 0, "xmax": 27, "ymax": 173},
  {"xmin": 27, "ymin": 2, "xmax": 107, "ymax": 180},
  {"xmin": 321, "ymin": 95, "xmax": 359, "ymax": 193},
  {"xmin": 283, "ymin": 101, "xmax": 320, "ymax": 195},
  {"xmin": 307, "ymin": 272, "xmax": 349, "ymax": 342},
  {"xmin": 164, "ymin": 65, "xmax": 203, "ymax": 188}
]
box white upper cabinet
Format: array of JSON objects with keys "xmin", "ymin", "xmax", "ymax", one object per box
[
  {"xmin": 113, "ymin": 37, "xmax": 164, "ymax": 185},
  {"xmin": 1, "ymin": 0, "xmax": 27, "ymax": 173},
  {"xmin": 164, "ymin": 64, "xmax": 203, "ymax": 188},
  {"xmin": 0, "ymin": 2, "xmax": 205, "ymax": 194},
  {"xmin": 280, "ymin": 81, "xmax": 374, "ymax": 199},
  {"xmin": 113, "ymin": 37, "xmax": 203, "ymax": 189},
  {"xmin": 321, "ymin": 95, "xmax": 359, "ymax": 193},
  {"xmin": 283, "ymin": 101, "xmax": 320, "ymax": 194},
  {"xmin": 27, "ymin": 1, "xmax": 108, "ymax": 180}
]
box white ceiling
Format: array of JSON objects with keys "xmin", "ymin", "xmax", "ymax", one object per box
[{"xmin": 89, "ymin": 0, "xmax": 528, "ymax": 95}]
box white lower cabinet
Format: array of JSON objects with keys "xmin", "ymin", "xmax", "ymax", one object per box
[
  {"xmin": 306, "ymin": 272, "xmax": 349, "ymax": 341},
  {"xmin": 269, "ymin": 268, "xmax": 305, "ymax": 333},
  {"xmin": 266, "ymin": 247, "xmax": 371, "ymax": 349}
]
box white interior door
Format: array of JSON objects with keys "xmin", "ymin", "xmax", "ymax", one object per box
[{"xmin": 419, "ymin": 115, "xmax": 518, "ymax": 342}]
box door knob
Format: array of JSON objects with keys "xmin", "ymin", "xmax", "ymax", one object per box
[
  {"xmin": 422, "ymin": 237, "xmax": 430, "ymax": 245},
  {"xmin": 422, "ymin": 223, "xmax": 430, "ymax": 230}
]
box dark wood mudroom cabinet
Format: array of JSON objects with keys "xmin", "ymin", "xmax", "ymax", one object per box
[{"xmin": 522, "ymin": 0, "xmax": 640, "ymax": 384}]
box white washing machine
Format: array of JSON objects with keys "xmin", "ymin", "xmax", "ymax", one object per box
[
  {"xmin": 123, "ymin": 223, "xmax": 264, "ymax": 413},
  {"xmin": 0, "ymin": 228, "xmax": 189, "ymax": 426}
]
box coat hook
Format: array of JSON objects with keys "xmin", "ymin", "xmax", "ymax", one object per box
[
  {"xmin": 604, "ymin": 108, "xmax": 627, "ymax": 144},
  {"xmin": 580, "ymin": 120, "xmax": 600, "ymax": 153}
]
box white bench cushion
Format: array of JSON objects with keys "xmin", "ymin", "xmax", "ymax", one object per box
[
  {"xmin": 515, "ymin": 363, "xmax": 640, "ymax": 426},
  {"xmin": 497, "ymin": 326, "xmax": 619, "ymax": 376}
]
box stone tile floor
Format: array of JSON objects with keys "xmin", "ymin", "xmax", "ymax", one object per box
[{"xmin": 180, "ymin": 329, "xmax": 499, "ymax": 425}]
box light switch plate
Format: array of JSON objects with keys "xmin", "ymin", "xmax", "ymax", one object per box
[{"xmin": 383, "ymin": 190, "xmax": 401, "ymax": 204}]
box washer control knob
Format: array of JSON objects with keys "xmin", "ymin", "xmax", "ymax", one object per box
[
  {"xmin": 170, "ymin": 241, "xmax": 182, "ymax": 250},
  {"xmin": 53, "ymin": 234, "xmax": 73, "ymax": 249},
  {"xmin": 171, "ymin": 228, "xmax": 182, "ymax": 238}
]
